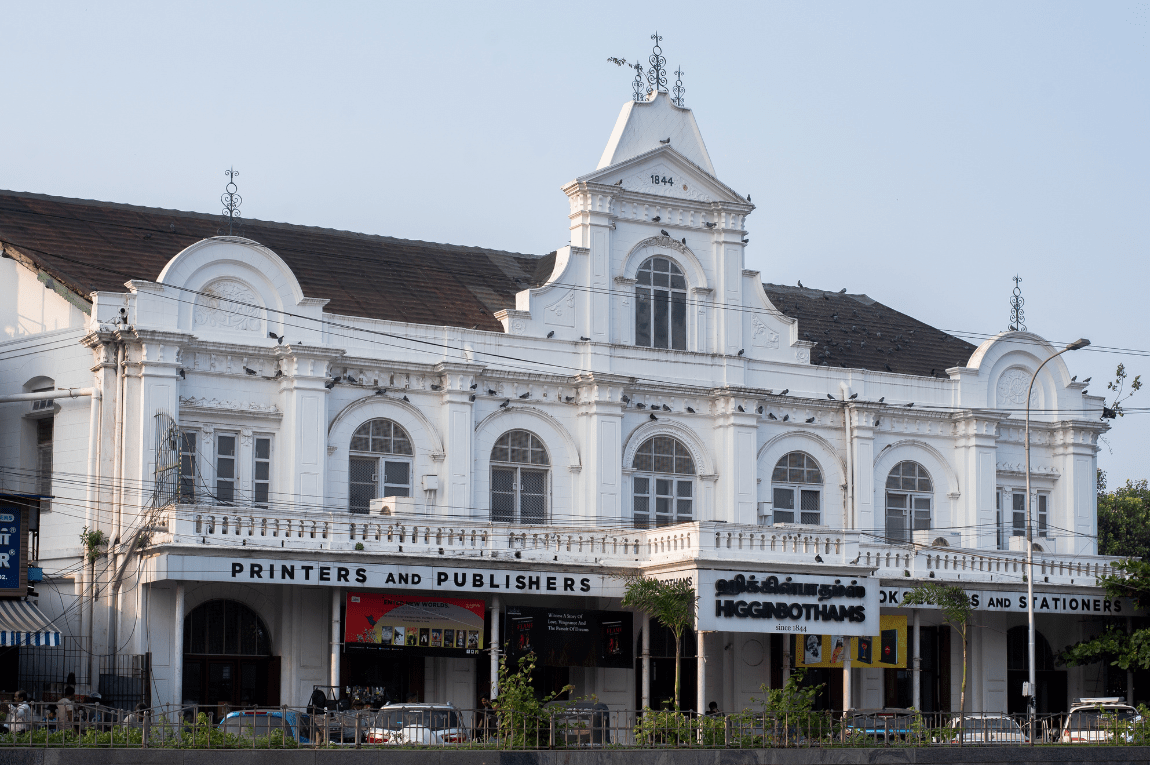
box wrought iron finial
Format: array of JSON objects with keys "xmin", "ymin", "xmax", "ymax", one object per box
[
  {"xmin": 632, "ymin": 59, "xmax": 646, "ymax": 102},
  {"xmin": 1008, "ymin": 274, "xmax": 1026, "ymax": 332},
  {"xmin": 672, "ymin": 65, "xmax": 686, "ymax": 107},
  {"xmin": 647, "ymin": 32, "xmax": 667, "ymax": 94},
  {"xmin": 219, "ymin": 167, "xmax": 242, "ymax": 236}
]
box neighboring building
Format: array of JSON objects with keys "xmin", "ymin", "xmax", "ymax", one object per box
[{"xmin": 0, "ymin": 80, "xmax": 1124, "ymax": 718}]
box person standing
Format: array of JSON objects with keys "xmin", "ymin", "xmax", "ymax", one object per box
[{"xmin": 6, "ymin": 691, "xmax": 31, "ymax": 734}]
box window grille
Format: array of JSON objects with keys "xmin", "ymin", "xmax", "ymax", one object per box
[
  {"xmin": 884, "ymin": 461, "xmax": 933, "ymax": 543},
  {"xmin": 635, "ymin": 257, "xmax": 687, "ymax": 350},
  {"xmin": 348, "ymin": 419, "xmax": 415, "ymax": 513},
  {"xmin": 631, "ymin": 436, "xmax": 695, "ymax": 528},
  {"xmin": 490, "ymin": 431, "xmax": 549, "ymax": 524},
  {"xmin": 770, "ymin": 452, "xmax": 823, "ymax": 525}
]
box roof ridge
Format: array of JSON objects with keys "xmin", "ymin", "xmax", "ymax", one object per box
[{"xmin": 0, "ymin": 188, "xmax": 546, "ymax": 260}]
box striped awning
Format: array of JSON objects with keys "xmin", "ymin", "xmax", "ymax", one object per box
[{"xmin": 0, "ymin": 598, "xmax": 61, "ymax": 647}]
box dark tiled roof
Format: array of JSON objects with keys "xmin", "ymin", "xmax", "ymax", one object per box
[
  {"xmin": 762, "ymin": 284, "xmax": 977, "ymax": 378},
  {"xmin": 0, "ymin": 190, "xmax": 552, "ymax": 332}
]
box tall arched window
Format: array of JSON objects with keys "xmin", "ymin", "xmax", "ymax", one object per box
[
  {"xmin": 349, "ymin": 419, "xmax": 414, "ymax": 513},
  {"xmin": 885, "ymin": 461, "xmax": 933, "ymax": 543},
  {"xmin": 490, "ymin": 430, "xmax": 549, "ymax": 524},
  {"xmin": 635, "ymin": 257, "xmax": 687, "ymax": 350},
  {"xmin": 184, "ymin": 600, "xmax": 271, "ymax": 656},
  {"xmin": 771, "ymin": 452, "xmax": 823, "ymax": 525},
  {"xmin": 632, "ymin": 436, "xmax": 695, "ymax": 528}
]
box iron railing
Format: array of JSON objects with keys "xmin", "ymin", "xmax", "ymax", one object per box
[{"xmin": 0, "ymin": 705, "xmax": 1146, "ymax": 749}]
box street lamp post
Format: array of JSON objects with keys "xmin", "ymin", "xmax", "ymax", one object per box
[{"xmin": 1025, "ymin": 337, "xmax": 1090, "ymax": 730}]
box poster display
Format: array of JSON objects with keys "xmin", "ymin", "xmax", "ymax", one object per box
[
  {"xmin": 504, "ymin": 606, "xmax": 633, "ymax": 668},
  {"xmin": 344, "ymin": 592, "xmax": 484, "ymax": 656},
  {"xmin": 797, "ymin": 614, "xmax": 907, "ymax": 669}
]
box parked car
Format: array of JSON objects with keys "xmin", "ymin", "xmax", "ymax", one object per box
[
  {"xmin": 1061, "ymin": 698, "xmax": 1140, "ymax": 743},
  {"xmin": 218, "ymin": 709, "xmax": 314, "ymax": 743},
  {"xmin": 364, "ymin": 704, "xmax": 468, "ymax": 745},
  {"xmin": 949, "ymin": 714, "xmax": 1029, "ymax": 744},
  {"xmin": 845, "ymin": 709, "xmax": 916, "ymax": 741}
]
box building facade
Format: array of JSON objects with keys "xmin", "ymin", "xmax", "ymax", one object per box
[{"xmin": 0, "ymin": 84, "xmax": 1125, "ymax": 717}]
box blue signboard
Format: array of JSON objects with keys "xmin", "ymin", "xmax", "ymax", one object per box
[{"xmin": 0, "ymin": 507, "xmax": 23, "ymax": 594}]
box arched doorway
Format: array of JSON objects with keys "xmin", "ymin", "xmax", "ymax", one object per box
[
  {"xmin": 1007, "ymin": 626, "xmax": 1067, "ymax": 714},
  {"xmin": 182, "ymin": 600, "xmax": 279, "ymax": 715}
]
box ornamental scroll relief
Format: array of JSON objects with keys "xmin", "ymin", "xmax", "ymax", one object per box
[
  {"xmin": 751, "ymin": 316, "xmax": 780, "ymax": 349},
  {"xmin": 193, "ymin": 279, "xmax": 263, "ymax": 332}
]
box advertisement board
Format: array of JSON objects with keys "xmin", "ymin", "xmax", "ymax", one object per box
[
  {"xmin": 0, "ymin": 505, "xmax": 26, "ymax": 597},
  {"xmin": 344, "ymin": 592, "xmax": 485, "ymax": 657},
  {"xmin": 504, "ymin": 606, "xmax": 633, "ymax": 668},
  {"xmin": 797, "ymin": 614, "xmax": 908, "ymax": 669},
  {"xmin": 696, "ymin": 570, "xmax": 879, "ymax": 636}
]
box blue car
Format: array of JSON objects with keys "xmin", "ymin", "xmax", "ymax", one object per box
[{"xmin": 219, "ymin": 709, "xmax": 316, "ymax": 743}]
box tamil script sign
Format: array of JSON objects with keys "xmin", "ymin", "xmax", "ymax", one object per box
[{"xmin": 696, "ymin": 570, "xmax": 880, "ymax": 636}]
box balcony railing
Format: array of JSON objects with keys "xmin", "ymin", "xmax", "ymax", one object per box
[{"xmin": 153, "ymin": 502, "xmax": 1113, "ymax": 587}]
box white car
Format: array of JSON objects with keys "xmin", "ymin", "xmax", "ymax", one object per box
[
  {"xmin": 1061, "ymin": 697, "xmax": 1140, "ymax": 743},
  {"xmin": 949, "ymin": 714, "xmax": 1029, "ymax": 744},
  {"xmin": 364, "ymin": 704, "xmax": 469, "ymax": 746}
]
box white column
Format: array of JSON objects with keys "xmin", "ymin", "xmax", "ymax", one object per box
[
  {"xmin": 912, "ymin": 609, "xmax": 922, "ymax": 711},
  {"xmin": 330, "ymin": 589, "xmax": 342, "ymax": 690},
  {"xmin": 843, "ymin": 651, "xmax": 852, "ymax": 712},
  {"xmin": 489, "ymin": 595, "xmax": 501, "ymax": 699},
  {"xmin": 641, "ymin": 613, "xmax": 650, "ymax": 709},
  {"xmin": 1128, "ymin": 616, "xmax": 1135, "ymax": 705},
  {"xmin": 172, "ymin": 583, "xmax": 185, "ymax": 709},
  {"xmin": 696, "ymin": 631, "xmax": 707, "ymax": 714}
]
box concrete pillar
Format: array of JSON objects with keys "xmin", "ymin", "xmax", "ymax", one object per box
[
  {"xmin": 641, "ymin": 613, "xmax": 650, "ymax": 709},
  {"xmin": 489, "ymin": 595, "xmax": 501, "ymax": 699},
  {"xmin": 330, "ymin": 589, "xmax": 342, "ymax": 690},
  {"xmin": 843, "ymin": 651, "xmax": 852, "ymax": 712},
  {"xmin": 172, "ymin": 583, "xmax": 185, "ymax": 709},
  {"xmin": 913, "ymin": 609, "xmax": 921, "ymax": 711},
  {"xmin": 697, "ymin": 631, "xmax": 707, "ymax": 714},
  {"xmin": 1128, "ymin": 616, "xmax": 1135, "ymax": 705}
]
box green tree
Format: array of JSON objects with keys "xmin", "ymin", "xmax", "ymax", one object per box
[
  {"xmin": 1063, "ymin": 559, "xmax": 1150, "ymax": 671},
  {"xmin": 1097, "ymin": 472, "xmax": 1150, "ymax": 558},
  {"xmin": 901, "ymin": 583, "xmax": 972, "ymax": 715},
  {"xmin": 621, "ymin": 575, "xmax": 697, "ymax": 709}
]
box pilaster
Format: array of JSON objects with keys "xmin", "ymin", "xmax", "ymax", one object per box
[{"xmin": 275, "ymin": 344, "xmax": 344, "ymax": 512}]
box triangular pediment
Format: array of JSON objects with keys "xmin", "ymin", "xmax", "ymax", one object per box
[{"xmin": 578, "ymin": 146, "xmax": 749, "ymax": 206}]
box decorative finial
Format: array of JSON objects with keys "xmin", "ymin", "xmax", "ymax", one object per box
[
  {"xmin": 632, "ymin": 59, "xmax": 646, "ymax": 102},
  {"xmin": 647, "ymin": 32, "xmax": 667, "ymax": 94},
  {"xmin": 219, "ymin": 167, "xmax": 242, "ymax": 236},
  {"xmin": 672, "ymin": 65, "xmax": 686, "ymax": 107},
  {"xmin": 1008, "ymin": 274, "xmax": 1026, "ymax": 332}
]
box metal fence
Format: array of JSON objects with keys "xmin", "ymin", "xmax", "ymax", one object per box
[
  {"xmin": 9, "ymin": 641, "xmax": 150, "ymax": 711},
  {"xmin": 1, "ymin": 705, "xmax": 1148, "ymax": 749}
]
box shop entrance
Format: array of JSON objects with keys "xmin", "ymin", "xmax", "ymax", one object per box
[
  {"xmin": 182, "ymin": 599, "xmax": 279, "ymax": 717},
  {"xmin": 341, "ymin": 647, "xmax": 425, "ymax": 704},
  {"xmin": 1006, "ymin": 626, "xmax": 1067, "ymax": 714}
]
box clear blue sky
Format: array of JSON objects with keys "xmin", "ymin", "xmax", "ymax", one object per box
[{"xmin": 3, "ymin": 1, "xmax": 1147, "ymax": 485}]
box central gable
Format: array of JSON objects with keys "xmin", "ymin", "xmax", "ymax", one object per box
[{"xmin": 578, "ymin": 146, "xmax": 746, "ymax": 207}]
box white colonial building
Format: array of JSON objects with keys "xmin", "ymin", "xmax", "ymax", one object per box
[{"xmin": 0, "ymin": 77, "xmax": 1125, "ymax": 719}]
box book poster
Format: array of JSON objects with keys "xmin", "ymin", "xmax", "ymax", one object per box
[
  {"xmin": 797, "ymin": 614, "xmax": 907, "ymax": 669},
  {"xmin": 345, "ymin": 592, "xmax": 484, "ymax": 656},
  {"xmin": 504, "ymin": 607, "xmax": 633, "ymax": 668}
]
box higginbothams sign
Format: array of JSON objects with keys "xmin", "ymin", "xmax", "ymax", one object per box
[{"xmin": 696, "ymin": 570, "xmax": 880, "ymax": 635}]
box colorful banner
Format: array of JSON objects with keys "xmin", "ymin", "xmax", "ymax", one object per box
[
  {"xmin": 344, "ymin": 592, "xmax": 485, "ymax": 657},
  {"xmin": 504, "ymin": 606, "xmax": 633, "ymax": 668},
  {"xmin": 797, "ymin": 614, "xmax": 907, "ymax": 669}
]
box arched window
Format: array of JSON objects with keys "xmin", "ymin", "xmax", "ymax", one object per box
[
  {"xmin": 632, "ymin": 436, "xmax": 695, "ymax": 528},
  {"xmin": 183, "ymin": 600, "xmax": 271, "ymax": 656},
  {"xmin": 771, "ymin": 452, "xmax": 823, "ymax": 525},
  {"xmin": 635, "ymin": 257, "xmax": 687, "ymax": 350},
  {"xmin": 490, "ymin": 430, "xmax": 549, "ymax": 524},
  {"xmin": 885, "ymin": 461, "xmax": 933, "ymax": 543},
  {"xmin": 348, "ymin": 419, "xmax": 414, "ymax": 513}
]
